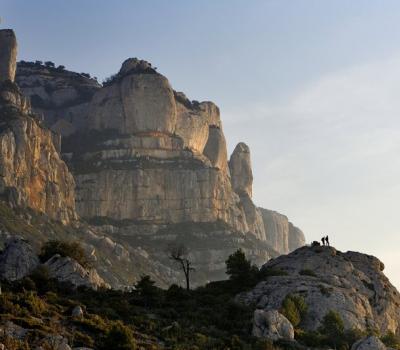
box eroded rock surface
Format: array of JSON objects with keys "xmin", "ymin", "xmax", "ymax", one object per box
[
  {"xmin": 44, "ymin": 254, "xmax": 109, "ymax": 290},
  {"xmin": 351, "ymin": 336, "xmax": 387, "ymax": 350},
  {"xmin": 259, "ymin": 208, "xmax": 305, "ymax": 254},
  {"xmin": 0, "ymin": 81, "xmax": 77, "ymax": 223},
  {"xmin": 0, "ymin": 236, "xmax": 39, "ymax": 280},
  {"xmin": 239, "ymin": 246, "xmax": 400, "ymax": 335},
  {"xmin": 252, "ymin": 309, "xmax": 294, "ymax": 340}
]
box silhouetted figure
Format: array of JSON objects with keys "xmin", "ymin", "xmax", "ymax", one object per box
[
  {"xmin": 325, "ymin": 235, "xmax": 330, "ymax": 246},
  {"xmin": 321, "ymin": 236, "xmax": 326, "ymax": 246},
  {"xmin": 311, "ymin": 241, "xmax": 320, "ymax": 247}
]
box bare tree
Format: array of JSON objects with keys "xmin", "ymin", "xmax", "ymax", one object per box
[{"xmin": 169, "ymin": 243, "xmax": 194, "ymax": 290}]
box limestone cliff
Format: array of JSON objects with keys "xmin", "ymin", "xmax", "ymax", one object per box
[
  {"xmin": 259, "ymin": 208, "xmax": 306, "ymax": 254},
  {"xmin": 0, "ymin": 29, "xmax": 77, "ymax": 224},
  {"xmin": 14, "ymin": 53, "xmax": 305, "ymax": 286},
  {"xmin": 240, "ymin": 245, "xmax": 400, "ymax": 335}
]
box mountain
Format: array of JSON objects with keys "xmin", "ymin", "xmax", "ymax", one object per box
[{"xmin": 1, "ymin": 28, "xmax": 305, "ymax": 288}]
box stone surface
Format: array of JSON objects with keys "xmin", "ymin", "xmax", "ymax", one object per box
[
  {"xmin": 0, "ymin": 82, "xmax": 77, "ymax": 223},
  {"xmin": 89, "ymin": 61, "xmax": 176, "ymax": 135},
  {"xmin": 252, "ymin": 309, "xmax": 294, "ymax": 340},
  {"xmin": 203, "ymin": 126, "xmax": 228, "ymax": 172},
  {"xmin": 44, "ymin": 254, "xmax": 109, "ymax": 290},
  {"xmin": 351, "ymin": 336, "xmax": 387, "ymax": 350},
  {"xmin": 16, "ymin": 62, "xmax": 100, "ymax": 132},
  {"xmin": 0, "ymin": 30, "xmax": 17, "ymax": 82},
  {"xmin": 71, "ymin": 305, "xmax": 84, "ymax": 318},
  {"xmin": 239, "ymin": 246, "xmax": 400, "ymax": 335},
  {"xmin": 0, "ymin": 236, "xmax": 39, "ymax": 280},
  {"xmin": 229, "ymin": 142, "xmax": 253, "ymax": 197},
  {"xmin": 259, "ymin": 208, "xmax": 305, "ymax": 254}
]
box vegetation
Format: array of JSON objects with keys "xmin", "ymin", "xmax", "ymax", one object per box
[
  {"xmin": 39, "ymin": 240, "xmax": 91, "ymax": 268},
  {"xmin": 0, "ymin": 244, "xmax": 391, "ymax": 349},
  {"xmin": 280, "ymin": 294, "xmax": 307, "ymax": 327}
]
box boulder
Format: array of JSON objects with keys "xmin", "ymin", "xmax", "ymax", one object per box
[
  {"xmin": 351, "ymin": 336, "xmax": 386, "ymax": 350},
  {"xmin": 71, "ymin": 305, "xmax": 84, "ymax": 318},
  {"xmin": 0, "ymin": 29, "xmax": 17, "ymax": 82},
  {"xmin": 44, "ymin": 254, "xmax": 109, "ymax": 290},
  {"xmin": 252, "ymin": 309, "xmax": 294, "ymax": 340},
  {"xmin": 0, "ymin": 236, "xmax": 39, "ymax": 281}
]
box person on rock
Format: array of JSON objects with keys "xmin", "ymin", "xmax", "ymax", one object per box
[
  {"xmin": 325, "ymin": 235, "xmax": 330, "ymax": 246},
  {"xmin": 321, "ymin": 236, "xmax": 326, "ymax": 246}
]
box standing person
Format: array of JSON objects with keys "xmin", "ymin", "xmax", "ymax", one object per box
[
  {"xmin": 326, "ymin": 235, "xmax": 330, "ymax": 246},
  {"xmin": 321, "ymin": 236, "xmax": 326, "ymax": 246}
]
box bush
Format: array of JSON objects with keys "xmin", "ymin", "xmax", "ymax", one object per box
[
  {"xmin": 381, "ymin": 331, "xmax": 400, "ymax": 349},
  {"xmin": 280, "ymin": 294, "xmax": 307, "ymax": 327},
  {"xmin": 100, "ymin": 321, "xmax": 137, "ymax": 350},
  {"xmin": 319, "ymin": 310, "xmax": 344, "ymax": 337},
  {"xmin": 225, "ymin": 249, "xmax": 258, "ymax": 287},
  {"xmin": 39, "ymin": 240, "xmax": 91, "ymax": 268}
]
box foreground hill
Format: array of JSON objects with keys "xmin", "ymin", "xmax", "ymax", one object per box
[{"xmin": 0, "ymin": 242, "xmax": 399, "ymax": 349}]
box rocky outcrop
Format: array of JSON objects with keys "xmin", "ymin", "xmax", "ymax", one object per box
[
  {"xmin": 252, "ymin": 309, "xmax": 294, "ymax": 340},
  {"xmin": 0, "ymin": 30, "xmax": 17, "ymax": 82},
  {"xmin": 229, "ymin": 143, "xmax": 266, "ymax": 240},
  {"xmin": 0, "ymin": 236, "xmax": 39, "ymax": 280},
  {"xmin": 259, "ymin": 208, "xmax": 305, "ymax": 254},
  {"xmin": 239, "ymin": 246, "xmax": 400, "ymax": 335},
  {"xmin": 44, "ymin": 254, "xmax": 109, "ymax": 290},
  {"xmin": 229, "ymin": 142, "xmax": 253, "ymax": 197},
  {"xmin": 16, "ymin": 61, "xmax": 100, "ymax": 134},
  {"xmin": 351, "ymin": 336, "xmax": 387, "ymax": 350},
  {"xmin": 0, "ymin": 33, "xmax": 77, "ymax": 224}
]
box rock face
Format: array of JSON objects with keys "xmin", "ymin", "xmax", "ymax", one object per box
[
  {"xmin": 44, "ymin": 254, "xmax": 108, "ymax": 290},
  {"xmin": 14, "ymin": 53, "xmax": 306, "ymax": 286},
  {"xmin": 0, "ymin": 81, "xmax": 77, "ymax": 223},
  {"xmin": 351, "ymin": 336, "xmax": 387, "ymax": 350},
  {"xmin": 259, "ymin": 208, "xmax": 305, "ymax": 254},
  {"xmin": 252, "ymin": 309, "xmax": 294, "ymax": 340},
  {"xmin": 229, "ymin": 142, "xmax": 253, "ymax": 197},
  {"xmin": 0, "ymin": 236, "xmax": 39, "ymax": 280},
  {"xmin": 16, "ymin": 61, "xmax": 100, "ymax": 134},
  {"xmin": 0, "ymin": 30, "xmax": 17, "ymax": 82},
  {"xmin": 239, "ymin": 246, "xmax": 400, "ymax": 335}
]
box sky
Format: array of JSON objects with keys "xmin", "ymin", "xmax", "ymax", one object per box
[{"xmin": 2, "ymin": 0, "xmax": 400, "ymax": 288}]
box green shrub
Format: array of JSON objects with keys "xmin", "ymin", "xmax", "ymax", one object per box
[
  {"xmin": 280, "ymin": 294, "xmax": 308, "ymax": 327},
  {"xmin": 225, "ymin": 249, "xmax": 258, "ymax": 287},
  {"xmin": 319, "ymin": 310, "xmax": 344, "ymax": 337},
  {"xmin": 100, "ymin": 321, "xmax": 137, "ymax": 350},
  {"xmin": 381, "ymin": 331, "xmax": 400, "ymax": 349},
  {"xmin": 39, "ymin": 240, "xmax": 91, "ymax": 268}
]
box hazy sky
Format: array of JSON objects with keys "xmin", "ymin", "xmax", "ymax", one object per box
[{"xmin": 2, "ymin": 0, "xmax": 400, "ymax": 288}]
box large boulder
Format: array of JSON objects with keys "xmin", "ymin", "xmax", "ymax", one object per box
[
  {"xmin": 0, "ymin": 29, "xmax": 17, "ymax": 82},
  {"xmin": 0, "ymin": 236, "xmax": 39, "ymax": 281},
  {"xmin": 239, "ymin": 246, "xmax": 400, "ymax": 335},
  {"xmin": 351, "ymin": 336, "xmax": 386, "ymax": 350},
  {"xmin": 252, "ymin": 309, "xmax": 294, "ymax": 340},
  {"xmin": 44, "ymin": 254, "xmax": 109, "ymax": 290}
]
